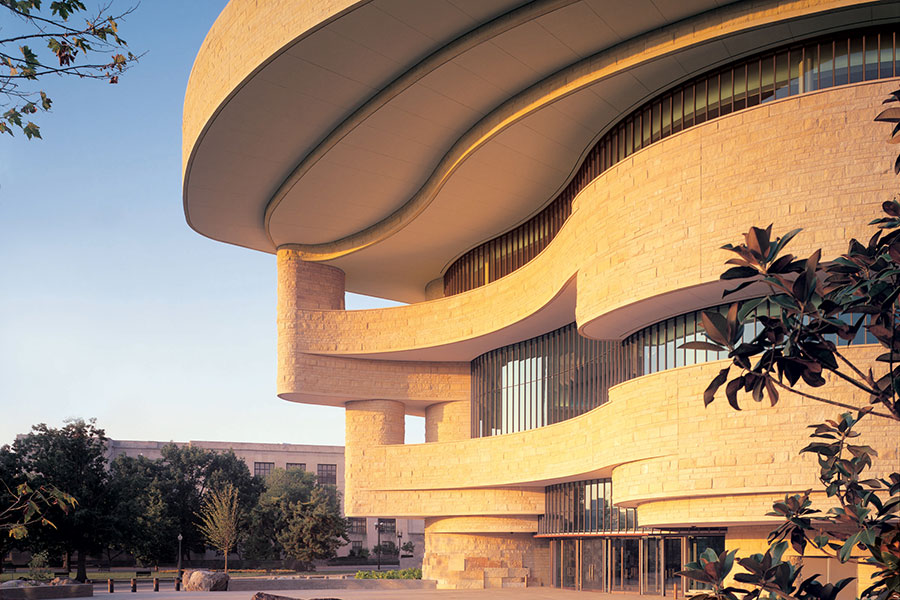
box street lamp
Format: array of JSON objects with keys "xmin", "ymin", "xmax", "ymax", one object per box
[
  {"xmin": 176, "ymin": 534, "xmax": 183, "ymax": 591},
  {"xmin": 374, "ymin": 520, "xmax": 384, "ymax": 571},
  {"xmin": 397, "ymin": 531, "xmax": 403, "ymax": 559}
]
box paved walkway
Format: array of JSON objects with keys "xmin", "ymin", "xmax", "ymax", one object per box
[{"xmin": 94, "ymin": 588, "xmax": 645, "ymax": 600}]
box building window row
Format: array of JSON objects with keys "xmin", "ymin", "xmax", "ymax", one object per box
[
  {"xmin": 472, "ymin": 300, "xmax": 877, "ymax": 437},
  {"xmin": 253, "ymin": 462, "xmax": 335, "ymax": 480},
  {"xmin": 539, "ymin": 478, "xmax": 639, "ymax": 535},
  {"xmin": 444, "ymin": 26, "xmax": 900, "ymax": 296}
]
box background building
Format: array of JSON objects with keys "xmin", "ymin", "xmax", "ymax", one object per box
[
  {"xmin": 183, "ymin": 0, "xmax": 900, "ymax": 592},
  {"xmin": 108, "ymin": 440, "xmax": 424, "ymax": 561}
]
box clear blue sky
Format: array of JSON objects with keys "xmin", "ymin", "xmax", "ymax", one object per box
[{"xmin": 0, "ymin": 1, "xmax": 422, "ymax": 447}]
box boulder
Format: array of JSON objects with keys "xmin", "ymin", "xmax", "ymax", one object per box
[
  {"xmin": 0, "ymin": 581, "xmax": 27, "ymax": 588},
  {"xmin": 182, "ymin": 569, "xmax": 229, "ymax": 591}
]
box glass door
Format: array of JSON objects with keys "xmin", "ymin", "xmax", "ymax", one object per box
[
  {"xmin": 643, "ymin": 537, "xmax": 662, "ymax": 595},
  {"xmin": 687, "ymin": 536, "xmax": 725, "ymax": 592},
  {"xmin": 562, "ymin": 539, "xmax": 578, "ymax": 589},
  {"xmin": 664, "ymin": 538, "xmax": 683, "ymax": 596},
  {"xmin": 582, "ymin": 538, "xmax": 607, "ymax": 591},
  {"xmin": 611, "ymin": 538, "xmax": 640, "ymax": 592}
]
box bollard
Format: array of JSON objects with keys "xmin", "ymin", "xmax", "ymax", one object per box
[
  {"xmin": 108, "ymin": 579, "xmax": 114, "ymax": 593},
  {"xmin": 673, "ymin": 582, "xmax": 679, "ymax": 599},
  {"xmin": 153, "ymin": 578, "xmax": 159, "ymax": 592},
  {"xmin": 174, "ymin": 579, "xmax": 181, "ymax": 592},
  {"xmin": 131, "ymin": 578, "xmax": 137, "ymax": 593}
]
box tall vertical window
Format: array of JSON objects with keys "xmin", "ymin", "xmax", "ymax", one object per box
[
  {"xmin": 444, "ymin": 26, "xmax": 900, "ymax": 296},
  {"xmin": 317, "ymin": 463, "xmax": 337, "ymax": 485}
]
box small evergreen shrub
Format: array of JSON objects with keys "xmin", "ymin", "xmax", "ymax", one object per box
[{"xmin": 354, "ymin": 567, "xmax": 421, "ymax": 579}]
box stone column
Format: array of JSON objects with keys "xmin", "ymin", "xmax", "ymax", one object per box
[
  {"xmin": 344, "ymin": 400, "xmax": 405, "ymax": 515},
  {"xmin": 276, "ymin": 246, "xmax": 345, "ymax": 395},
  {"xmin": 425, "ymin": 400, "xmax": 470, "ymax": 442},
  {"xmin": 277, "ymin": 245, "xmax": 345, "ymax": 311}
]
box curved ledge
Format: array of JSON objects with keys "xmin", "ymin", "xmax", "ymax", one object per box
[
  {"xmin": 264, "ymin": 0, "xmax": 883, "ymax": 260},
  {"xmin": 261, "ymin": 0, "xmax": 581, "ymax": 254},
  {"xmin": 345, "ymin": 349, "xmax": 900, "ymax": 520},
  {"xmin": 276, "ymin": 81, "xmax": 895, "ymax": 372}
]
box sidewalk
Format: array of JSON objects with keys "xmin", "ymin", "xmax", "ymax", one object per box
[{"xmin": 93, "ymin": 588, "xmax": 645, "ymax": 600}]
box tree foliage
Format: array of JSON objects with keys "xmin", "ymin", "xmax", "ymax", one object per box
[
  {"xmin": 679, "ymin": 99, "xmax": 900, "ymax": 600},
  {"xmin": 159, "ymin": 444, "xmax": 262, "ymax": 561},
  {"xmin": 12, "ymin": 418, "xmax": 112, "ymax": 582},
  {"xmin": 1, "ymin": 445, "xmax": 75, "ymax": 542},
  {"xmin": 0, "ymin": 0, "xmax": 140, "ymax": 139},
  {"xmin": 244, "ymin": 468, "xmax": 347, "ymax": 566},
  {"xmin": 196, "ymin": 483, "xmax": 240, "ymax": 573},
  {"xmin": 108, "ymin": 454, "xmax": 178, "ymax": 567}
]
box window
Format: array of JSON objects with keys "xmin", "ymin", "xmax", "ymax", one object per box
[
  {"xmin": 286, "ymin": 462, "xmax": 305, "ymax": 471},
  {"xmin": 317, "ymin": 463, "xmax": 337, "ymax": 485},
  {"xmin": 351, "ymin": 540, "xmax": 363, "ymax": 552},
  {"xmin": 253, "ymin": 462, "xmax": 274, "ymax": 478},
  {"xmin": 377, "ymin": 518, "xmax": 396, "ymax": 534},
  {"xmin": 349, "ymin": 518, "xmax": 367, "ymax": 535}
]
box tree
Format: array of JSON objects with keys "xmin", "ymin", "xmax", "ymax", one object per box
[
  {"xmin": 0, "ymin": 445, "xmax": 75, "ymax": 574},
  {"xmin": 107, "ymin": 454, "xmax": 178, "ymax": 567},
  {"xmin": 278, "ymin": 485, "xmax": 348, "ymax": 565},
  {"xmin": 676, "ymin": 167, "xmax": 899, "ymax": 596},
  {"xmin": 12, "ymin": 419, "xmax": 113, "ymax": 582},
  {"xmin": 196, "ymin": 483, "xmax": 240, "ymax": 573},
  {"xmin": 159, "ymin": 444, "xmax": 262, "ymax": 562},
  {"xmin": 244, "ymin": 468, "xmax": 348, "ymax": 566},
  {"xmin": 0, "ymin": 0, "xmax": 139, "ymax": 139}
]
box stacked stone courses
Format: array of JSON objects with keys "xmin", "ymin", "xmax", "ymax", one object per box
[{"xmin": 185, "ymin": 0, "xmax": 900, "ymax": 591}]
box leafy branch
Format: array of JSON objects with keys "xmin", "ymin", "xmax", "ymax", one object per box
[{"xmin": 0, "ymin": 0, "xmax": 141, "ymax": 139}]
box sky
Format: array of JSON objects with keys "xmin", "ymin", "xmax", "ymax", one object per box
[{"xmin": 0, "ymin": 1, "xmax": 424, "ymax": 447}]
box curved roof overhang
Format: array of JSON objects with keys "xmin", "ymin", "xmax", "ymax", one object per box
[{"xmin": 183, "ymin": 0, "xmax": 896, "ymax": 302}]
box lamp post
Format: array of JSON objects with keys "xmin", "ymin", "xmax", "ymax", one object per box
[
  {"xmin": 176, "ymin": 533, "xmax": 183, "ymax": 591},
  {"xmin": 375, "ymin": 520, "xmax": 383, "ymax": 571},
  {"xmin": 397, "ymin": 531, "xmax": 403, "ymax": 560}
]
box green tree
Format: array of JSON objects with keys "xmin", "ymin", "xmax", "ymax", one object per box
[
  {"xmin": 0, "ymin": 445, "xmax": 75, "ymax": 574},
  {"xmin": 159, "ymin": 444, "xmax": 262, "ymax": 562},
  {"xmin": 108, "ymin": 454, "xmax": 178, "ymax": 567},
  {"xmin": 196, "ymin": 483, "xmax": 240, "ymax": 573},
  {"xmin": 0, "ymin": 0, "xmax": 139, "ymax": 139},
  {"xmin": 245, "ymin": 468, "xmax": 347, "ymax": 565},
  {"xmin": 677, "ymin": 198, "xmax": 899, "ymax": 600},
  {"xmin": 278, "ymin": 485, "xmax": 348, "ymax": 565},
  {"xmin": 12, "ymin": 419, "xmax": 113, "ymax": 582}
]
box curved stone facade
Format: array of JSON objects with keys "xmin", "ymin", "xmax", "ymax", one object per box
[{"xmin": 186, "ymin": 0, "xmax": 900, "ymax": 592}]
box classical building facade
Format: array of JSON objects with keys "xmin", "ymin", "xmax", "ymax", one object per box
[
  {"xmin": 108, "ymin": 440, "xmax": 423, "ymax": 560},
  {"xmin": 183, "ymin": 0, "xmax": 900, "ymax": 592}
]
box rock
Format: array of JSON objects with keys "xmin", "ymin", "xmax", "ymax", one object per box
[
  {"xmin": 250, "ymin": 593, "xmax": 296, "ymax": 600},
  {"xmin": 0, "ymin": 581, "xmax": 27, "ymax": 588},
  {"xmin": 49, "ymin": 577, "xmax": 75, "ymax": 585},
  {"xmin": 183, "ymin": 569, "xmax": 229, "ymax": 591}
]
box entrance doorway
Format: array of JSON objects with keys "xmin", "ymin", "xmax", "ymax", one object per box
[{"xmin": 549, "ymin": 533, "xmax": 724, "ymax": 594}]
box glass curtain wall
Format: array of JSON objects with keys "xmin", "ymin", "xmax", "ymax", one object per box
[
  {"xmin": 444, "ymin": 26, "xmax": 900, "ymax": 296},
  {"xmin": 472, "ymin": 300, "xmax": 877, "ymax": 437},
  {"xmin": 471, "ymin": 323, "xmax": 628, "ymax": 437}
]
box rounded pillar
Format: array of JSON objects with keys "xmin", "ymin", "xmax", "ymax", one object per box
[
  {"xmin": 344, "ymin": 400, "xmax": 405, "ymax": 515},
  {"xmin": 276, "ymin": 246, "xmax": 345, "ymax": 395},
  {"xmin": 277, "ymin": 245, "xmax": 345, "ymax": 311},
  {"xmin": 425, "ymin": 400, "xmax": 470, "ymax": 442}
]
